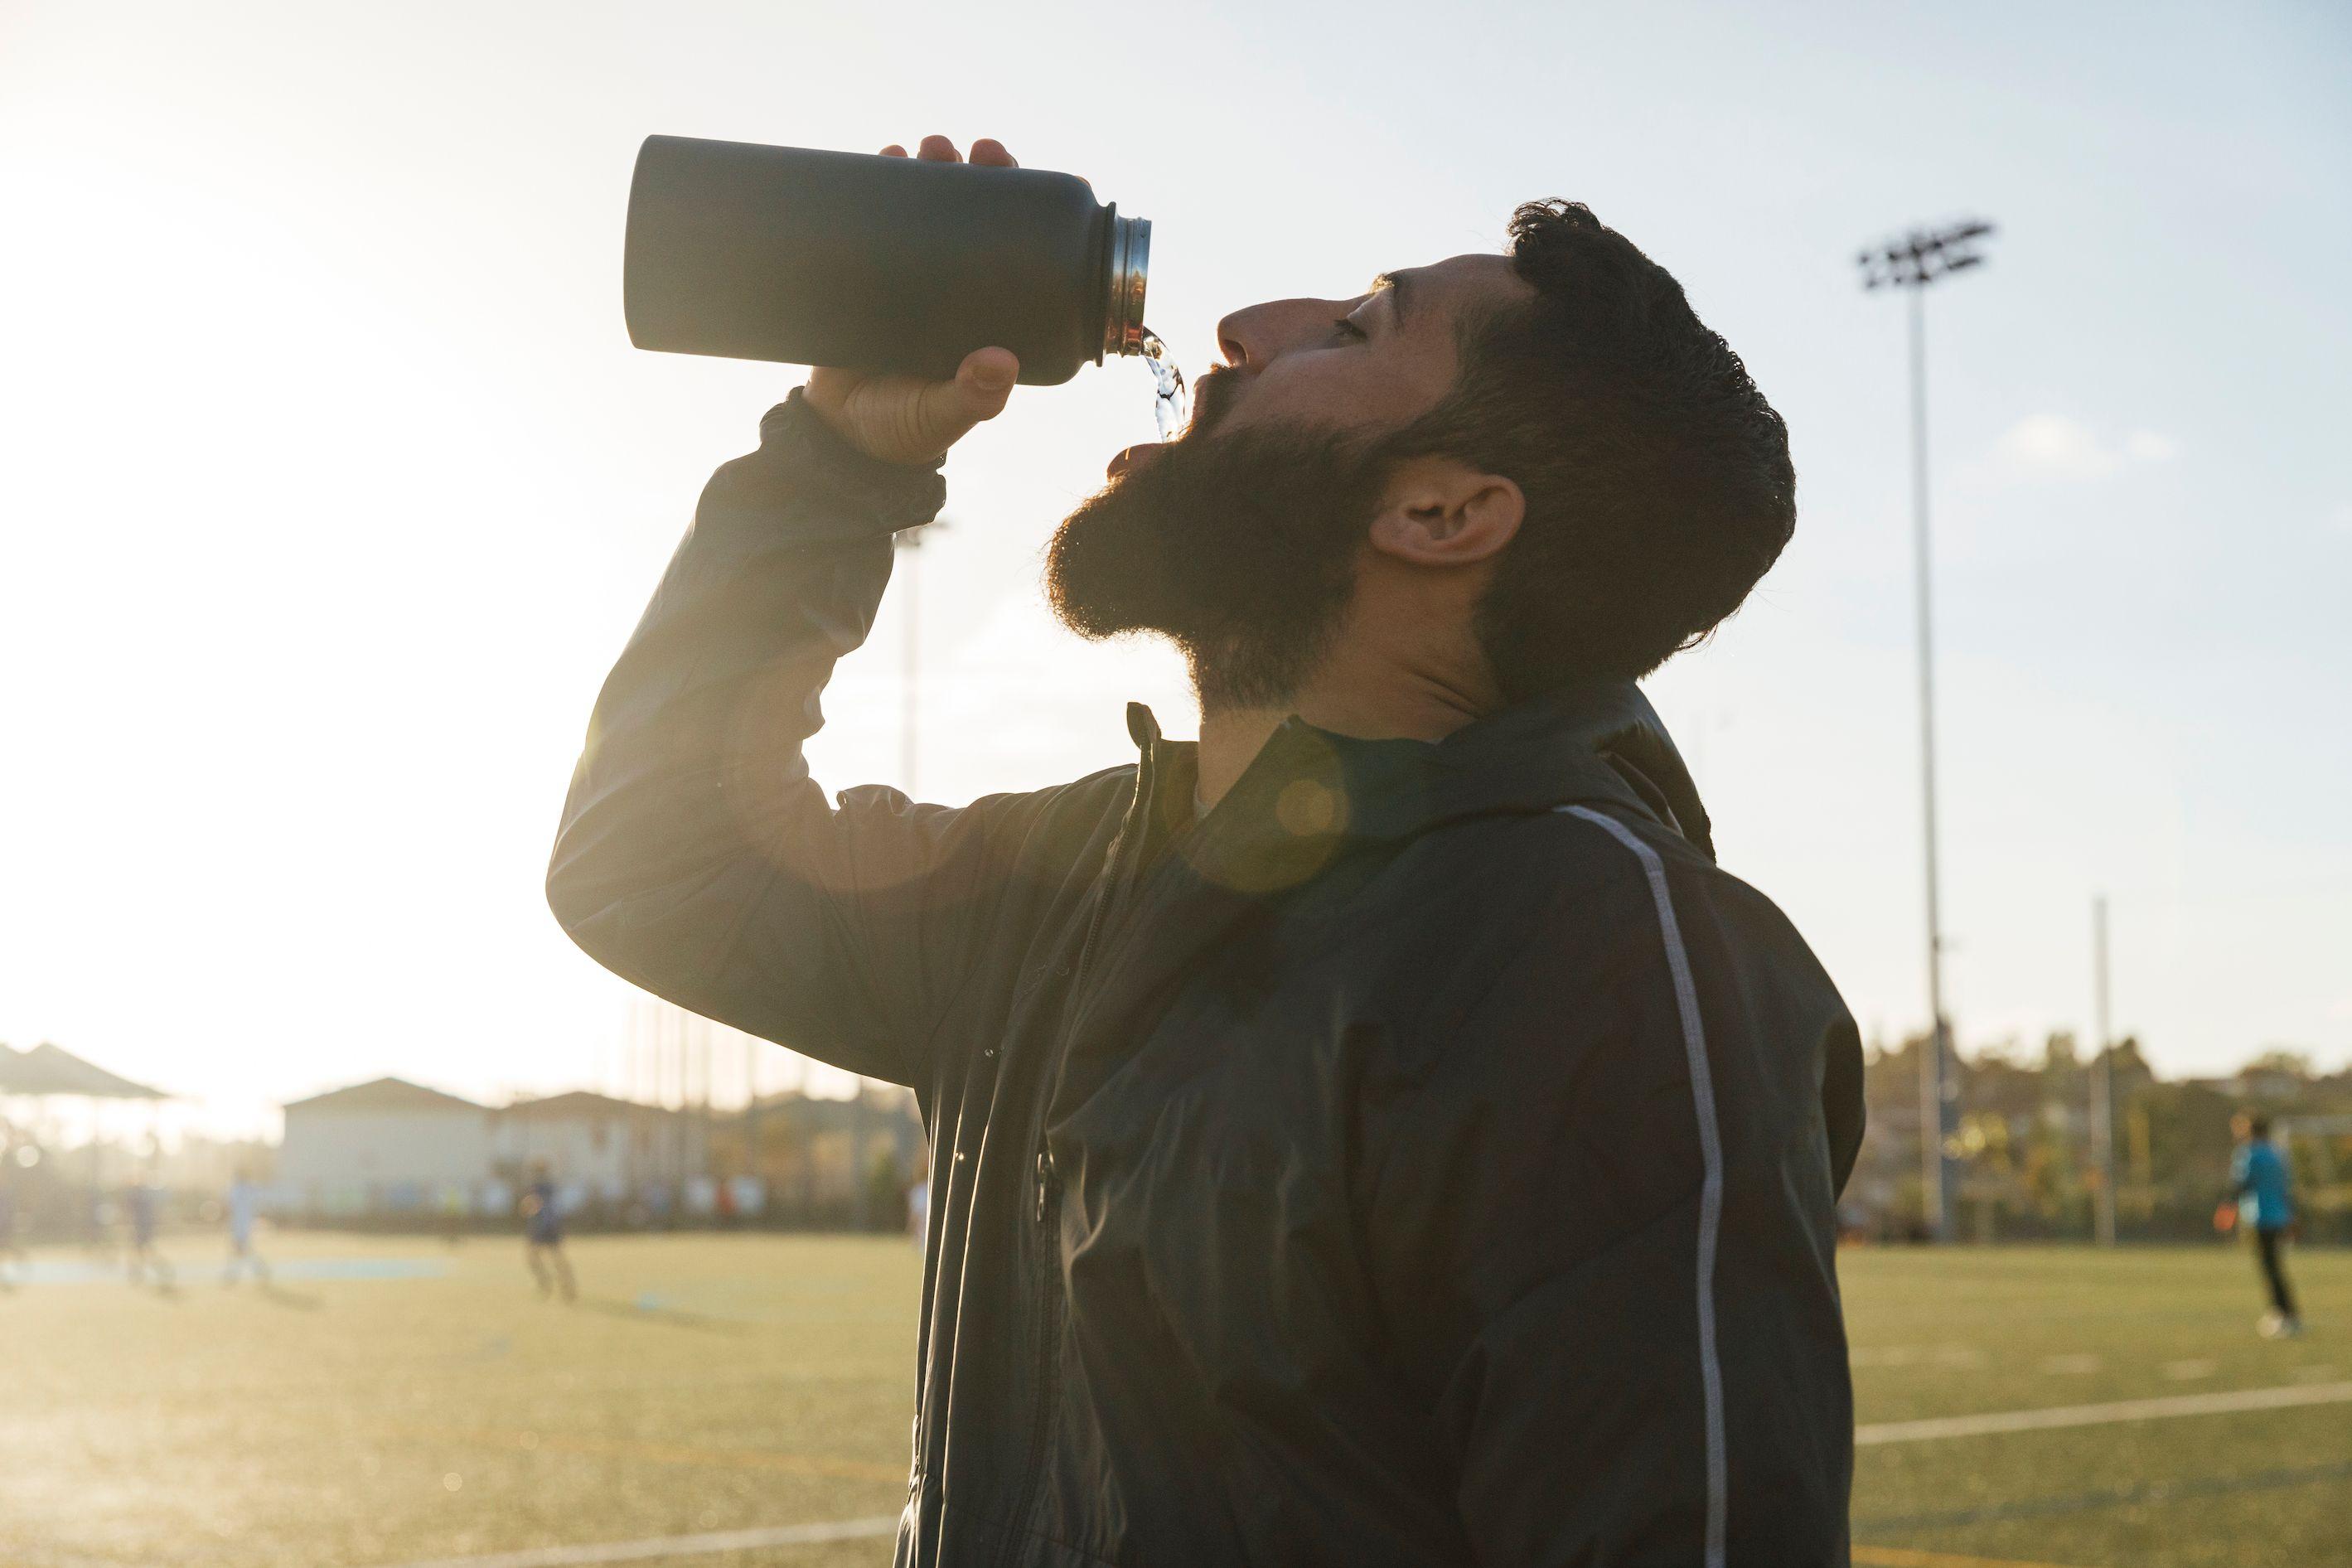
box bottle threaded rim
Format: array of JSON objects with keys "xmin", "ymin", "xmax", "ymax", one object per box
[{"xmin": 1103, "ymin": 212, "xmax": 1151, "ymax": 361}]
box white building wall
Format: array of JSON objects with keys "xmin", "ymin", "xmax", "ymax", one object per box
[
  {"xmin": 499, "ymin": 1114, "xmax": 630, "ymax": 1193},
  {"xmin": 496, "ymin": 1110, "xmax": 708, "ymax": 1198},
  {"xmin": 278, "ymin": 1107, "xmax": 498, "ymax": 1204}
]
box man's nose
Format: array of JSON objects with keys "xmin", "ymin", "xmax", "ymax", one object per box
[{"xmin": 1215, "ymin": 298, "xmax": 1352, "ymax": 370}]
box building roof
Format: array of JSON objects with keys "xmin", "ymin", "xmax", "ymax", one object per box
[
  {"xmin": 738, "ymin": 1089, "xmax": 920, "ymax": 1133},
  {"xmin": 0, "ymin": 1042, "xmax": 169, "ymax": 1099},
  {"xmin": 502, "ymin": 1090, "xmax": 681, "ymax": 1120},
  {"xmin": 280, "ymin": 1076, "xmax": 487, "ymax": 1114}
]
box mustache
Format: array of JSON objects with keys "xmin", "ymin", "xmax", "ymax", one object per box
[{"xmin": 1182, "ymin": 366, "xmax": 1243, "ymax": 439}]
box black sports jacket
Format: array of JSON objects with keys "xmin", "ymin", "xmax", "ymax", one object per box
[{"xmin": 549, "ymin": 392, "xmax": 1866, "ymax": 1566}]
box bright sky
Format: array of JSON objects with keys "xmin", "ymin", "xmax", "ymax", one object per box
[{"xmin": 3, "ymin": 0, "xmax": 2347, "ymax": 1138}]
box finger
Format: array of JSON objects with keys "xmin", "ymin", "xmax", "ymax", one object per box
[
  {"xmin": 912, "ymin": 349, "xmax": 1019, "ymax": 451},
  {"xmin": 956, "ymin": 346, "xmax": 1019, "ymax": 401},
  {"xmin": 969, "ymin": 138, "xmax": 1018, "ymax": 168},
  {"xmin": 916, "ymin": 134, "xmax": 961, "ymax": 163},
  {"xmin": 879, "ymin": 143, "xmax": 907, "ymax": 158}
]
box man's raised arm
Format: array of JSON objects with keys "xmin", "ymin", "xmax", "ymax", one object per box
[
  {"xmin": 550, "ymin": 136, "xmax": 1067, "ymax": 1091},
  {"xmin": 546, "ymin": 386, "xmax": 979, "ymax": 1084},
  {"xmin": 548, "ymin": 157, "xmax": 1064, "ymax": 1082}
]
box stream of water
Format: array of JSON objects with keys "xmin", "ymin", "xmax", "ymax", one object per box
[{"xmin": 1139, "ymin": 329, "xmax": 1189, "ymax": 442}]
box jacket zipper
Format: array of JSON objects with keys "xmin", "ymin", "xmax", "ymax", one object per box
[{"xmin": 992, "ymin": 767, "xmax": 1154, "ymax": 1566}]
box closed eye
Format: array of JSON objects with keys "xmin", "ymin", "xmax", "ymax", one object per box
[{"xmin": 1330, "ymin": 317, "xmax": 1368, "ymax": 343}]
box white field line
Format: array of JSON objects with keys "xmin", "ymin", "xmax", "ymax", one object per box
[
  {"xmin": 377, "ymin": 1514, "xmax": 898, "ymax": 1568},
  {"xmin": 1856, "ymin": 1379, "xmax": 2352, "ymax": 1446}
]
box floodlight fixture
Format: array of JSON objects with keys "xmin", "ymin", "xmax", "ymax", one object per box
[{"xmin": 1857, "ymin": 219, "xmax": 1998, "ymax": 291}]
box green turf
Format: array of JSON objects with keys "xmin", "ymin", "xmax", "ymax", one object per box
[
  {"xmin": 1843, "ymin": 1245, "xmax": 2350, "ymax": 1567},
  {"xmin": 2, "ymin": 1234, "xmax": 2343, "ymax": 1566}
]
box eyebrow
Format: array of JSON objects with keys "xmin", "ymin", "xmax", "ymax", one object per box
[{"xmin": 1371, "ymin": 270, "xmax": 1416, "ymax": 328}]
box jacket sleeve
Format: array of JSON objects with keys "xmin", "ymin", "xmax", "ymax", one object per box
[
  {"xmin": 1358, "ymin": 836, "xmax": 1857, "ymax": 1566},
  {"xmin": 546, "ymin": 391, "xmax": 1070, "ymax": 1087}
]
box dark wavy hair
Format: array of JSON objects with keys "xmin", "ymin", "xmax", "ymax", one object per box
[{"xmin": 1400, "ymin": 201, "xmax": 1797, "ymax": 695}]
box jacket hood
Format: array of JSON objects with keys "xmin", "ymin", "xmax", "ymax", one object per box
[{"xmin": 1127, "ymin": 677, "xmax": 1713, "ymax": 889}]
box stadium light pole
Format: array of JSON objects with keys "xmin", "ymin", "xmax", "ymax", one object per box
[
  {"xmin": 893, "ymin": 519, "xmax": 949, "ymax": 798},
  {"xmin": 2091, "ymin": 894, "xmax": 2117, "ymax": 1246},
  {"xmin": 743, "ymin": 1028, "xmax": 761, "ymax": 1191},
  {"xmin": 883, "ymin": 518, "xmax": 948, "ymax": 1124},
  {"xmin": 1859, "ymin": 218, "xmax": 1995, "ymax": 1241}
]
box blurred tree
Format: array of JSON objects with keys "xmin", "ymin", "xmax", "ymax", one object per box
[{"xmin": 1849, "ymin": 1030, "xmax": 2341, "ymax": 1241}]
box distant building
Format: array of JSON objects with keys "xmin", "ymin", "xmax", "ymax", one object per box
[
  {"xmin": 277, "ymin": 1077, "xmax": 496, "ymax": 1214},
  {"xmin": 267, "ymin": 1073, "xmax": 922, "ymax": 1228},
  {"xmin": 737, "ymin": 1087, "xmax": 922, "ymax": 1219},
  {"xmin": 496, "ymin": 1091, "xmax": 704, "ymax": 1202},
  {"xmin": 2227, "ymin": 1066, "xmax": 2307, "ymax": 1103},
  {"xmin": 0, "ymin": 1041, "xmax": 169, "ymax": 1100}
]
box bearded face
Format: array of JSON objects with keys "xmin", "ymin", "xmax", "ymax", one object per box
[{"xmin": 1044, "ymin": 399, "xmax": 1396, "ymax": 714}]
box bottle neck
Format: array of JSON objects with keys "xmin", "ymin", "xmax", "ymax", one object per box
[{"xmin": 1101, "ymin": 210, "xmax": 1150, "ymax": 361}]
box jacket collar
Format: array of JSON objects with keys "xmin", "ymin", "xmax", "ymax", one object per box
[
  {"xmin": 1050, "ymin": 683, "xmax": 1706, "ymax": 1100},
  {"xmin": 1125, "ymin": 677, "xmax": 1712, "ymax": 897}
]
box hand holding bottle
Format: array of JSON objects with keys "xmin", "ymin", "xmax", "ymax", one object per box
[{"xmin": 803, "ymin": 136, "xmax": 1024, "ymax": 466}]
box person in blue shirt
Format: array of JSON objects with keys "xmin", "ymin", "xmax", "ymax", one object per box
[
  {"xmin": 2228, "ymin": 1113, "xmax": 2301, "ymax": 1337},
  {"xmin": 519, "ymin": 1160, "xmax": 576, "ymax": 1304}
]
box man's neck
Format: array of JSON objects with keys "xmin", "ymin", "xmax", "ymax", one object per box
[{"xmin": 1193, "ymin": 657, "xmax": 1493, "ymax": 811}]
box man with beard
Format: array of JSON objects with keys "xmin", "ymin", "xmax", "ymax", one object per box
[{"xmin": 550, "ymin": 135, "xmax": 1863, "ymax": 1566}]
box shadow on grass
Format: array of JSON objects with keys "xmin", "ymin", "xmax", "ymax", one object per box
[
  {"xmin": 257, "ymin": 1282, "xmax": 324, "ymax": 1310},
  {"xmin": 575, "ymin": 1294, "xmax": 748, "ymax": 1335}
]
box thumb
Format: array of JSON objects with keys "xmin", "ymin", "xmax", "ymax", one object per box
[
  {"xmin": 955, "ymin": 346, "xmax": 1019, "ymax": 419},
  {"xmin": 907, "ymin": 347, "xmax": 1019, "ymax": 459}
]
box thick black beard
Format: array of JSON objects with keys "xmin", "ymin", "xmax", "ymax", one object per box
[{"xmin": 1045, "ymin": 424, "xmax": 1393, "ymax": 713}]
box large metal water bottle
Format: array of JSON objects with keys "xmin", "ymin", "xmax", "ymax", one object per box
[{"xmin": 623, "ymin": 135, "xmax": 1151, "ymax": 386}]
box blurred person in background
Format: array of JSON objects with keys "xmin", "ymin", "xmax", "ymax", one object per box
[
  {"xmin": 520, "ymin": 1159, "xmax": 576, "ymax": 1304},
  {"xmin": 0, "ymin": 1149, "xmax": 24, "ymax": 1291},
  {"xmin": 123, "ymin": 1174, "xmax": 172, "ymax": 1290},
  {"xmin": 438, "ymin": 1183, "xmax": 468, "ymax": 1249},
  {"xmin": 551, "ymin": 134, "xmax": 1862, "ymax": 1564},
  {"xmin": 221, "ymin": 1165, "xmax": 270, "ymax": 1286},
  {"xmin": 2221, "ymin": 1112, "xmax": 2301, "ymax": 1338}
]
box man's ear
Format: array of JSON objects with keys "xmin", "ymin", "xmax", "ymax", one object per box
[{"xmin": 1366, "ymin": 456, "xmax": 1524, "ymax": 567}]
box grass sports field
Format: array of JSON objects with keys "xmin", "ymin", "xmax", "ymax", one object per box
[{"xmin": 3, "ymin": 1234, "xmax": 2345, "ymax": 1567}]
